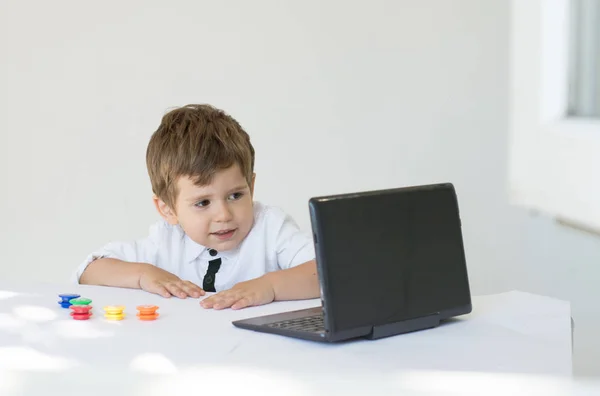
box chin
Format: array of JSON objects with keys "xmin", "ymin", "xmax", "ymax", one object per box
[{"xmin": 214, "ymin": 240, "xmax": 241, "ymax": 252}]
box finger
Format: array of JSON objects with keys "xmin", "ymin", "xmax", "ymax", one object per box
[
  {"xmin": 150, "ymin": 283, "xmax": 172, "ymax": 298},
  {"xmin": 181, "ymin": 281, "xmax": 205, "ymax": 297},
  {"xmin": 201, "ymin": 291, "xmax": 236, "ymax": 309},
  {"xmin": 231, "ymin": 296, "xmax": 253, "ymax": 310},
  {"xmin": 213, "ymin": 298, "xmax": 235, "ymax": 310},
  {"xmin": 200, "ymin": 293, "xmax": 225, "ymax": 308},
  {"xmin": 213, "ymin": 292, "xmax": 245, "ymax": 310},
  {"xmin": 164, "ymin": 282, "xmax": 187, "ymax": 299}
]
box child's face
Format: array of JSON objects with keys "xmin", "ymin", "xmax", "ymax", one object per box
[{"xmin": 156, "ymin": 164, "xmax": 255, "ymax": 252}]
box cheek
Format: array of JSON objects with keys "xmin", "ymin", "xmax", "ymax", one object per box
[
  {"xmin": 180, "ymin": 209, "xmax": 210, "ymax": 230},
  {"xmin": 237, "ymin": 204, "xmax": 254, "ymax": 227}
]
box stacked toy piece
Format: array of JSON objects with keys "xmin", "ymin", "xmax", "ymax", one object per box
[
  {"xmin": 58, "ymin": 293, "xmax": 80, "ymax": 308},
  {"xmin": 136, "ymin": 305, "xmax": 159, "ymax": 321},
  {"xmin": 69, "ymin": 297, "xmax": 93, "ymax": 320},
  {"xmin": 103, "ymin": 305, "xmax": 126, "ymax": 321}
]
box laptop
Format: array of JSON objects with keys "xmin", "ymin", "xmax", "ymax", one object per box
[{"xmin": 232, "ymin": 183, "xmax": 472, "ymax": 342}]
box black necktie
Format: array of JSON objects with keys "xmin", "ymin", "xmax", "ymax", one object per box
[{"xmin": 203, "ymin": 249, "xmax": 221, "ymax": 292}]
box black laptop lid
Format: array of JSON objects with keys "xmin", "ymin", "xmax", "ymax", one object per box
[{"xmin": 308, "ymin": 183, "xmax": 471, "ymax": 335}]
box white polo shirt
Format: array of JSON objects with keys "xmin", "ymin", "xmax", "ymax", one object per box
[{"xmin": 72, "ymin": 202, "xmax": 316, "ymax": 291}]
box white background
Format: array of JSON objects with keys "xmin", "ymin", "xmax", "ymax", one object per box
[{"xmin": 1, "ymin": 0, "xmax": 598, "ymax": 376}]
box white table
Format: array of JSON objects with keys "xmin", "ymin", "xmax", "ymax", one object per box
[{"xmin": 0, "ymin": 283, "xmax": 583, "ymax": 395}]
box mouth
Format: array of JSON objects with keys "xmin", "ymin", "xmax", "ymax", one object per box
[{"xmin": 211, "ymin": 228, "xmax": 237, "ymax": 240}]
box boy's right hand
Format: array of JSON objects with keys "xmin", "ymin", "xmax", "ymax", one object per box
[{"xmin": 138, "ymin": 265, "xmax": 205, "ymax": 299}]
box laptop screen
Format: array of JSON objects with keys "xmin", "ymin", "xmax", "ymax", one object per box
[{"xmin": 309, "ymin": 183, "xmax": 471, "ymax": 334}]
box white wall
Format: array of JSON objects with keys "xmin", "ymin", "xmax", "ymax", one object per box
[{"xmin": 0, "ymin": 0, "xmax": 598, "ymax": 376}]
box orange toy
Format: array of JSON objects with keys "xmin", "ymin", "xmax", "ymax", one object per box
[{"xmin": 136, "ymin": 305, "xmax": 159, "ymax": 321}]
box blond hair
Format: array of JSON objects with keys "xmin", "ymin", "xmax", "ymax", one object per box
[{"xmin": 146, "ymin": 104, "xmax": 255, "ymax": 208}]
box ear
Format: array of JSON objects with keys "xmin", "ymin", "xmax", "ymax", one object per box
[
  {"xmin": 153, "ymin": 195, "xmax": 178, "ymax": 225},
  {"xmin": 250, "ymin": 173, "xmax": 256, "ymax": 196}
]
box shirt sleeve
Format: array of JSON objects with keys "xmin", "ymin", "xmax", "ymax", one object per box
[
  {"xmin": 71, "ymin": 221, "xmax": 164, "ymax": 284},
  {"xmin": 272, "ymin": 209, "xmax": 316, "ymax": 270}
]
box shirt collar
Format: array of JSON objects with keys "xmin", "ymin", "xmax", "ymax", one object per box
[{"xmin": 183, "ymin": 234, "xmax": 239, "ymax": 263}]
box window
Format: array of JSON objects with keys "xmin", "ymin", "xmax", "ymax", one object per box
[
  {"xmin": 568, "ymin": 0, "xmax": 600, "ymax": 117},
  {"xmin": 509, "ymin": 0, "xmax": 600, "ymax": 233}
]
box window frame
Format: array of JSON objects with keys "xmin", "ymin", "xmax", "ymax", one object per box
[
  {"xmin": 509, "ymin": 0, "xmax": 600, "ymax": 233},
  {"xmin": 567, "ymin": 0, "xmax": 600, "ymax": 117}
]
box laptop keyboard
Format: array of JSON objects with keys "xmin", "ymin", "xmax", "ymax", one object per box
[{"xmin": 266, "ymin": 314, "xmax": 325, "ymax": 333}]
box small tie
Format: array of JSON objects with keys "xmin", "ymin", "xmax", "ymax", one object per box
[{"xmin": 203, "ymin": 249, "xmax": 221, "ymax": 292}]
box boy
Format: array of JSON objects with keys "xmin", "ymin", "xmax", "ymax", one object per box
[{"xmin": 75, "ymin": 104, "xmax": 320, "ymax": 310}]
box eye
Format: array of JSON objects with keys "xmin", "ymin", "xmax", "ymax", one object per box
[
  {"xmin": 194, "ymin": 200, "xmax": 210, "ymax": 208},
  {"xmin": 228, "ymin": 192, "xmax": 244, "ymax": 201}
]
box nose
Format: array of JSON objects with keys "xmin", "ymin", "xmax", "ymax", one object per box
[{"xmin": 214, "ymin": 201, "xmax": 233, "ymax": 222}]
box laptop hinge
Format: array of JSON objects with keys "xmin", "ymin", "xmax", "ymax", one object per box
[{"xmin": 367, "ymin": 313, "xmax": 441, "ymax": 340}]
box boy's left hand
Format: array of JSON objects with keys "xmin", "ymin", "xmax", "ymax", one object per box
[{"xmin": 200, "ymin": 276, "xmax": 275, "ymax": 310}]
